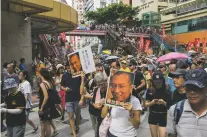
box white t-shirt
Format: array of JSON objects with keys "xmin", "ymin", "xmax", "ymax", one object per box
[
  {"xmin": 109, "ymin": 96, "xmax": 142, "ymax": 137},
  {"xmin": 19, "ymin": 80, "xmax": 32, "ymax": 109}
]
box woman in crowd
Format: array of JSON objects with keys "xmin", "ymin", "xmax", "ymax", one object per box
[
  {"xmin": 54, "ymin": 64, "xmax": 65, "ymax": 121},
  {"xmin": 18, "ymin": 70, "xmax": 38, "ymax": 134},
  {"xmin": 145, "ymin": 71, "xmax": 170, "ymax": 137},
  {"xmin": 38, "ymin": 68, "xmax": 59, "ymax": 137}
]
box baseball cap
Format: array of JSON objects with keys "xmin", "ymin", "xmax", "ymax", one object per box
[
  {"xmin": 56, "ymin": 64, "xmax": 64, "ymax": 70},
  {"xmin": 3, "ymin": 78, "xmax": 18, "ymax": 90},
  {"xmin": 169, "ymin": 69, "xmax": 187, "ymax": 78},
  {"xmin": 176, "ymin": 59, "xmax": 188, "ymax": 69},
  {"xmin": 121, "ymin": 60, "xmax": 127, "ymax": 64},
  {"xmin": 183, "ymin": 69, "xmax": 207, "ymax": 88},
  {"xmin": 152, "ymin": 71, "xmax": 164, "ymax": 80},
  {"xmin": 158, "ymin": 64, "xmax": 165, "ymax": 68}
]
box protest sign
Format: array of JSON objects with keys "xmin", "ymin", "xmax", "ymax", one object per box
[
  {"xmin": 105, "ymin": 71, "xmax": 135, "ymax": 108},
  {"xmin": 68, "ymin": 52, "xmax": 83, "ymax": 77},
  {"xmin": 79, "ymin": 46, "xmax": 96, "ymax": 74},
  {"xmin": 68, "ymin": 46, "xmax": 96, "ymax": 77}
]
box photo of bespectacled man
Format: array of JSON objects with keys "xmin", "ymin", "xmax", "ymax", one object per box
[
  {"xmin": 68, "ymin": 52, "xmax": 83, "ymax": 77},
  {"xmin": 105, "ymin": 71, "xmax": 135, "ymax": 108}
]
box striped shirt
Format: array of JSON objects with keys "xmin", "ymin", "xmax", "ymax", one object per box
[{"xmin": 167, "ymin": 100, "xmax": 207, "ymax": 137}]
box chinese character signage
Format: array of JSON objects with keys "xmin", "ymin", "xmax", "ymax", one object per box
[{"xmin": 68, "ymin": 46, "xmax": 96, "ymax": 77}]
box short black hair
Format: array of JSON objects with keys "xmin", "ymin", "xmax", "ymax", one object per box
[
  {"xmin": 3, "ymin": 62, "xmax": 8, "ymax": 68},
  {"xmin": 96, "ymin": 63, "xmax": 103, "ymax": 68},
  {"xmin": 65, "ymin": 61, "xmax": 70, "ymax": 67},
  {"xmin": 110, "ymin": 71, "xmax": 134, "ymax": 84},
  {"xmin": 20, "ymin": 58, "xmax": 25, "ymax": 63}
]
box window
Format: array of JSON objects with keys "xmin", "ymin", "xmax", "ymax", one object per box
[{"xmin": 171, "ymin": 16, "xmax": 207, "ymax": 34}]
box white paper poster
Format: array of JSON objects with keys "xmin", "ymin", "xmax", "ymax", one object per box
[
  {"xmin": 68, "ymin": 46, "xmax": 96, "ymax": 77},
  {"xmin": 79, "ymin": 46, "xmax": 96, "ymax": 74}
]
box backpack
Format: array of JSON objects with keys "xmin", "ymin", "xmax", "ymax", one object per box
[
  {"xmin": 43, "ymin": 82, "xmax": 61, "ymax": 105},
  {"xmin": 173, "ymin": 99, "xmax": 186, "ymax": 124}
]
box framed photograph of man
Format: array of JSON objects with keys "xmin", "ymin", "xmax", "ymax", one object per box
[
  {"xmin": 68, "ymin": 52, "xmax": 83, "ymax": 77},
  {"xmin": 105, "ymin": 71, "xmax": 135, "ymax": 108}
]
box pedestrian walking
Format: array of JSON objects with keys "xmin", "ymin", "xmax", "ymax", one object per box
[
  {"xmin": 18, "ymin": 71, "xmax": 38, "ymax": 134},
  {"xmin": 61, "ymin": 62, "xmax": 82, "ymax": 137},
  {"xmin": 167, "ymin": 69, "xmax": 207, "ymax": 137},
  {"xmin": 38, "ymin": 68, "xmax": 60, "ymax": 137},
  {"xmin": 0, "ymin": 78, "xmax": 26, "ymax": 137},
  {"xmin": 145, "ymin": 71, "xmax": 170, "ymax": 137}
]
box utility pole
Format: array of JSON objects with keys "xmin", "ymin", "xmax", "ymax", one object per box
[{"xmin": 174, "ymin": 0, "xmax": 179, "ymax": 52}]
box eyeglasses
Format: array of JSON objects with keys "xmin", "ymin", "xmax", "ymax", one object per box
[{"xmin": 109, "ymin": 83, "xmax": 130, "ymax": 90}]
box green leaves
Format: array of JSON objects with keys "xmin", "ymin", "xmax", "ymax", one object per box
[{"xmin": 84, "ymin": 3, "xmax": 139, "ymax": 24}]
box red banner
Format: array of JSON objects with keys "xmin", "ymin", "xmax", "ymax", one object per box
[
  {"xmin": 60, "ymin": 32, "xmax": 66, "ymax": 43},
  {"xmin": 187, "ymin": 42, "xmax": 192, "ymax": 51},
  {"xmin": 144, "ymin": 40, "xmax": 151, "ymax": 52},
  {"xmin": 139, "ymin": 35, "xmax": 144, "ymax": 52},
  {"xmin": 194, "ymin": 38, "xmax": 200, "ymax": 52},
  {"xmin": 202, "ymin": 38, "xmax": 206, "ymax": 53},
  {"xmin": 161, "ymin": 24, "xmax": 166, "ymax": 38}
]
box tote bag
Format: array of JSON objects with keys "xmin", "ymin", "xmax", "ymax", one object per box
[{"xmin": 99, "ymin": 108, "xmax": 112, "ymax": 137}]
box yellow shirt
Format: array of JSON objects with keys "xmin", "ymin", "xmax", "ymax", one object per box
[
  {"xmin": 143, "ymin": 71, "xmax": 151, "ymax": 88},
  {"xmin": 120, "ymin": 67, "xmax": 131, "ymax": 72},
  {"xmin": 36, "ymin": 63, "xmax": 45, "ymax": 77}
]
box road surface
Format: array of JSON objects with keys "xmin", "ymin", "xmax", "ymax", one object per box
[{"xmin": 1, "ymin": 107, "xmax": 151, "ymax": 137}]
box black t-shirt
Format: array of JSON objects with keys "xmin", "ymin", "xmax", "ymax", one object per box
[
  {"xmin": 169, "ymin": 89, "xmax": 187, "ymax": 107},
  {"xmin": 132, "ymin": 71, "xmax": 146, "ymax": 96},
  {"xmin": 85, "ymin": 79, "xmax": 96, "ymax": 93},
  {"xmin": 89, "ymin": 88, "xmax": 106, "ymax": 117},
  {"xmin": 5, "ymin": 91, "xmax": 26, "ymax": 126},
  {"xmin": 146, "ymin": 88, "xmax": 170, "ymax": 112},
  {"xmin": 61, "ymin": 72, "xmax": 81, "ymax": 102}
]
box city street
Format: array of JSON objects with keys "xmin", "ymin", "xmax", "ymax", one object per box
[{"xmin": 2, "ymin": 106, "xmax": 151, "ymax": 137}]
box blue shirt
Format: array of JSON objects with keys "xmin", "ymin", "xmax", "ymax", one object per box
[
  {"xmin": 19, "ymin": 63, "xmax": 27, "ymax": 71},
  {"xmin": 166, "ymin": 76, "xmax": 176, "ymax": 93}
]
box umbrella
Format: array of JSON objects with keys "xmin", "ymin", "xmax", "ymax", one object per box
[
  {"xmin": 102, "ymin": 50, "xmax": 111, "ymax": 55},
  {"xmin": 105, "ymin": 56, "xmax": 119, "ymax": 60},
  {"xmin": 156, "ymin": 52, "xmax": 189, "ymax": 62},
  {"xmin": 127, "ymin": 55, "xmax": 133, "ymax": 58}
]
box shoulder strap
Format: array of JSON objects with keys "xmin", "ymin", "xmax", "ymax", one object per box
[
  {"xmin": 108, "ymin": 107, "xmax": 112, "ymax": 116},
  {"xmin": 171, "ymin": 92, "xmax": 174, "ymax": 101},
  {"xmin": 42, "ymin": 82, "xmax": 49, "ymax": 90},
  {"xmin": 173, "ymin": 99, "xmax": 185, "ymax": 124}
]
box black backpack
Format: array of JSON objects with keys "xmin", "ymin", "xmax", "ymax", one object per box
[{"xmin": 43, "ymin": 82, "xmax": 61, "ymax": 105}]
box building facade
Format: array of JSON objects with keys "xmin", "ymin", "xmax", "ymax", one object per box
[
  {"xmin": 160, "ymin": 0, "xmax": 207, "ymax": 45},
  {"xmin": 132, "ymin": 0, "xmax": 176, "ymax": 20},
  {"xmin": 84, "ymin": 0, "xmax": 120, "ymax": 12},
  {"xmin": 2, "ymin": 0, "xmax": 78, "ymax": 71}
]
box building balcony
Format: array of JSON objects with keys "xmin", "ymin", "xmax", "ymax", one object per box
[{"xmin": 161, "ymin": 14, "xmax": 176, "ymax": 22}]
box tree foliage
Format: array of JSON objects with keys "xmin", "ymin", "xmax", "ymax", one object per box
[{"xmin": 84, "ymin": 2, "xmax": 139, "ymax": 24}]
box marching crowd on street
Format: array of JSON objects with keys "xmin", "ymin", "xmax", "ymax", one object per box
[{"xmin": 1, "ymin": 48, "xmax": 207, "ymax": 137}]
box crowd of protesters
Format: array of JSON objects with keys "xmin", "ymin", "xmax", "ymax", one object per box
[{"xmin": 1, "ymin": 44, "xmax": 207, "ymax": 137}]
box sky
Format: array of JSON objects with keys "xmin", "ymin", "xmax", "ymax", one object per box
[{"xmin": 66, "ymin": 0, "xmax": 72, "ymax": 6}]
